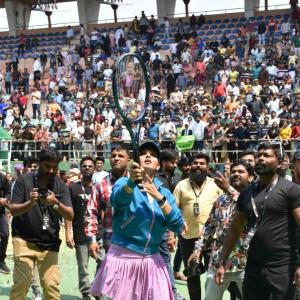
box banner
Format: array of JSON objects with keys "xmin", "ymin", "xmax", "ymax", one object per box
[{"xmin": 176, "ymin": 135, "xmax": 195, "ymax": 151}]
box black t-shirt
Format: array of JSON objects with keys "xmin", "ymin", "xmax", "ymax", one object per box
[
  {"xmin": 0, "ymin": 174, "xmax": 10, "ymax": 216},
  {"xmin": 11, "ymin": 172, "xmax": 72, "ymax": 252},
  {"xmin": 237, "ymin": 177, "xmax": 300, "ymax": 267},
  {"xmin": 69, "ymin": 181, "xmax": 92, "ymax": 244}
]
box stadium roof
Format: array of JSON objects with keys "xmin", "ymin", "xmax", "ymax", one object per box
[{"xmin": 0, "ymin": 0, "xmax": 73, "ymax": 9}]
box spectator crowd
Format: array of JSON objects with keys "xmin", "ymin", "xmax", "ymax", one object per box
[
  {"xmin": 2, "ymin": 8, "xmax": 300, "ymax": 163},
  {"xmin": 1, "ymin": 3, "xmax": 300, "ymax": 300}
]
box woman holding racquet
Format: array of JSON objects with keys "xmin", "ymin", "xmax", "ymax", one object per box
[{"xmin": 90, "ymin": 141, "xmax": 184, "ymax": 300}]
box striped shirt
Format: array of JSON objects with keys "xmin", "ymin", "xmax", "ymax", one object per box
[{"xmin": 85, "ymin": 173, "xmax": 116, "ymax": 251}]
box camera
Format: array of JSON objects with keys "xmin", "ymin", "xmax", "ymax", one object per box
[{"xmin": 38, "ymin": 187, "xmax": 48, "ymax": 200}]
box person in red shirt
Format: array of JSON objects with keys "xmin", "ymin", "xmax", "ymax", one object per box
[
  {"xmin": 291, "ymin": 119, "xmax": 300, "ymax": 149},
  {"xmin": 213, "ymin": 81, "xmax": 227, "ymax": 105},
  {"xmin": 18, "ymin": 90, "xmax": 27, "ymax": 117},
  {"xmin": 18, "ymin": 33, "xmax": 26, "ymax": 56}
]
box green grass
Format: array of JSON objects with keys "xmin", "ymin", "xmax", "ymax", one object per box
[{"xmin": 0, "ymin": 227, "xmax": 232, "ymax": 299}]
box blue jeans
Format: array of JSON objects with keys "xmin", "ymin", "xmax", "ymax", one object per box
[
  {"xmin": 75, "ymin": 243, "xmax": 91, "ymax": 297},
  {"xmin": 159, "ymin": 232, "xmax": 176, "ymax": 289},
  {"xmin": 194, "ymin": 140, "xmax": 204, "ymax": 152},
  {"xmin": 32, "ymin": 104, "xmax": 41, "ymax": 119}
]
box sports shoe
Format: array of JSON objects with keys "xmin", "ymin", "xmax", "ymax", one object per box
[
  {"xmin": 31, "ymin": 285, "xmax": 42, "ymax": 300},
  {"xmin": 173, "ymin": 289, "xmax": 185, "ymax": 300},
  {"xmin": 0, "ymin": 261, "xmax": 10, "ymax": 274},
  {"xmin": 82, "ymin": 295, "xmax": 91, "ymax": 300},
  {"xmin": 32, "ymin": 291, "xmax": 42, "ymax": 300}
]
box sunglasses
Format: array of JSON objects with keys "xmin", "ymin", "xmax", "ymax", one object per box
[{"xmin": 81, "ymin": 165, "xmax": 94, "ymax": 169}]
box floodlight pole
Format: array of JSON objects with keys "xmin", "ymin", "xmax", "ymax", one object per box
[
  {"xmin": 111, "ymin": 4, "xmax": 118, "ymax": 23},
  {"xmin": 45, "ymin": 11, "xmax": 52, "ymax": 28},
  {"xmin": 183, "ymin": 0, "xmax": 190, "ymax": 18},
  {"xmin": 265, "ymin": 0, "xmax": 268, "ymax": 11}
]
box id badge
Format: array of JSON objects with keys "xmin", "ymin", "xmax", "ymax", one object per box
[
  {"xmin": 42, "ymin": 212, "xmax": 50, "ymax": 230},
  {"xmin": 193, "ymin": 202, "xmax": 200, "ymax": 216}
]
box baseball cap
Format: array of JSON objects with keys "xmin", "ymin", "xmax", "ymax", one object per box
[{"xmin": 139, "ymin": 141, "xmax": 160, "ymax": 159}]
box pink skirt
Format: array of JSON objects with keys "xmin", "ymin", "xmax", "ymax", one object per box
[{"xmin": 91, "ymin": 244, "xmax": 174, "ymax": 300}]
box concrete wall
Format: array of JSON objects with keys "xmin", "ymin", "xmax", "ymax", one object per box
[
  {"xmin": 77, "ymin": 0, "xmax": 100, "ymax": 27},
  {"xmin": 5, "ymin": 0, "xmax": 31, "ymax": 36},
  {"xmin": 156, "ymin": 0, "xmax": 176, "ymax": 21},
  {"xmin": 245, "ymin": 0, "xmax": 261, "ymax": 19}
]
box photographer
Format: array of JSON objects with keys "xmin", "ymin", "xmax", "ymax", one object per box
[{"xmin": 9, "ymin": 147, "xmax": 73, "ymax": 299}]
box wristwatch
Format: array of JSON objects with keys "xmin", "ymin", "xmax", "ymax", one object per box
[
  {"xmin": 157, "ymin": 196, "xmax": 167, "ymax": 206},
  {"xmin": 52, "ymin": 201, "xmax": 61, "ymax": 210}
]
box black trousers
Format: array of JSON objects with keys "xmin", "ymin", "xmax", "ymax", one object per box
[
  {"xmin": 243, "ymin": 265, "xmax": 295, "ymax": 300},
  {"xmin": 0, "ymin": 214, "xmax": 9, "ymax": 262},
  {"xmin": 179, "ymin": 236, "xmax": 210, "ymax": 300}
]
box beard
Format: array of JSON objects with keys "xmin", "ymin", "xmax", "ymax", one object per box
[
  {"xmin": 82, "ymin": 173, "xmax": 93, "ymax": 181},
  {"xmin": 255, "ymin": 163, "xmax": 276, "ymax": 176},
  {"xmin": 189, "ymin": 169, "xmax": 207, "ymax": 184}
]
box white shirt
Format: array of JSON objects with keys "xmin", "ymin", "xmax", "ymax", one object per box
[
  {"xmin": 192, "ymin": 120, "xmax": 207, "ymax": 140},
  {"xmin": 115, "ymin": 28, "xmax": 124, "ymax": 44},
  {"xmin": 170, "ymin": 43, "xmax": 177, "ymax": 54},
  {"xmin": 159, "ymin": 121, "xmax": 176, "ymax": 140},
  {"xmin": 92, "ymin": 171, "xmax": 109, "ymax": 185},
  {"xmin": 33, "ymin": 60, "xmax": 42, "ymax": 73},
  {"xmin": 150, "ymin": 51, "xmax": 161, "ymax": 62},
  {"xmin": 103, "ymin": 68, "xmax": 113, "ymax": 80},
  {"xmin": 66, "ymin": 28, "xmax": 74, "ymax": 38},
  {"xmin": 102, "ymin": 110, "xmax": 115, "ymax": 125},
  {"xmin": 172, "ymin": 63, "xmax": 183, "ymax": 74},
  {"xmin": 138, "ymin": 88, "xmax": 146, "ymax": 101},
  {"xmin": 181, "ymin": 51, "xmax": 191, "ymax": 63},
  {"xmin": 267, "ymin": 65, "xmax": 278, "ymax": 76},
  {"xmin": 122, "ymin": 126, "xmax": 131, "ymax": 141}
]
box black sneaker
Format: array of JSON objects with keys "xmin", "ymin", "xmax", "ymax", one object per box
[
  {"xmin": 82, "ymin": 295, "xmax": 91, "ymax": 300},
  {"xmin": 0, "ymin": 261, "xmax": 10, "ymax": 274}
]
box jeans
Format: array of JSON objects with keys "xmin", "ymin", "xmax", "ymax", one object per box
[
  {"xmin": 173, "ymin": 238, "xmax": 183, "ymax": 273},
  {"xmin": 75, "ymin": 243, "xmax": 91, "ymax": 297},
  {"xmin": 243, "ymin": 265, "xmax": 295, "ymax": 300},
  {"xmin": 204, "ymin": 268, "xmax": 244, "ymax": 300},
  {"xmin": 194, "ymin": 140, "xmax": 204, "ymax": 152},
  {"xmin": 159, "ymin": 232, "xmax": 176, "ymax": 289},
  {"xmin": 0, "ymin": 214, "xmax": 8, "ymax": 262},
  {"xmin": 32, "ymin": 104, "xmax": 41, "ymax": 119},
  {"xmin": 12, "ymin": 80, "xmax": 19, "ymax": 90},
  {"xmin": 10, "ymin": 237, "xmax": 60, "ymax": 300},
  {"xmin": 258, "ymin": 33, "xmax": 266, "ymax": 45}
]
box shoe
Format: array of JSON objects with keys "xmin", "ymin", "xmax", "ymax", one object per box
[
  {"xmin": 82, "ymin": 295, "xmax": 91, "ymax": 300},
  {"xmin": 174, "ymin": 271, "xmax": 187, "ymax": 281},
  {"xmin": 0, "ymin": 261, "xmax": 10, "ymax": 274},
  {"xmin": 173, "ymin": 289, "xmax": 185, "ymax": 300},
  {"xmin": 31, "ymin": 286, "xmax": 42, "ymax": 300},
  {"xmin": 31, "ymin": 291, "xmax": 42, "ymax": 300}
]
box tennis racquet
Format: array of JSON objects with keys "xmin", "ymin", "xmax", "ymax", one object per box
[{"xmin": 112, "ymin": 53, "xmax": 151, "ymax": 163}]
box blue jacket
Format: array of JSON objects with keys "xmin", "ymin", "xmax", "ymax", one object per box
[{"xmin": 110, "ymin": 176, "xmax": 183, "ymax": 255}]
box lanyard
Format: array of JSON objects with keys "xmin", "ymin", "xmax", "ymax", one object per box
[
  {"xmin": 190, "ymin": 180, "xmax": 207, "ymax": 203},
  {"xmin": 251, "ymin": 176, "xmax": 279, "ymax": 219}
]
